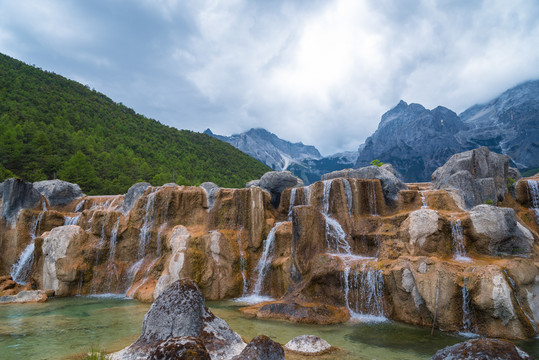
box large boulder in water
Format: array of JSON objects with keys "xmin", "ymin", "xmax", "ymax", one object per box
[
  {"xmin": 147, "ymin": 336, "xmax": 211, "ymax": 360},
  {"xmin": 33, "ymin": 179, "xmax": 83, "ymax": 206},
  {"xmin": 258, "ymin": 171, "xmax": 303, "ymax": 208},
  {"xmin": 469, "ymin": 205, "xmax": 534, "ymax": 256},
  {"xmin": 284, "ymin": 335, "xmax": 333, "ymax": 356},
  {"xmin": 1, "ymin": 178, "xmax": 42, "ymax": 225},
  {"xmin": 430, "ymin": 338, "xmax": 533, "ymax": 360},
  {"xmin": 432, "ymin": 147, "xmax": 513, "ymax": 209},
  {"xmin": 122, "ymin": 182, "xmax": 151, "ymax": 214},
  {"xmin": 321, "ymin": 164, "xmax": 407, "ymax": 204},
  {"xmin": 111, "ymin": 279, "xmax": 245, "ymax": 360},
  {"xmin": 231, "ymin": 335, "xmax": 285, "ymax": 360}
]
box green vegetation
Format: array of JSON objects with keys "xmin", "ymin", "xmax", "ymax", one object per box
[
  {"xmin": 485, "ymin": 199, "xmax": 494, "ymax": 205},
  {"xmin": 83, "ymin": 350, "xmax": 110, "ymax": 360},
  {"xmin": 506, "ymin": 177, "xmax": 515, "ymax": 191},
  {"xmin": 521, "ymin": 167, "xmax": 539, "ymax": 177},
  {"xmin": 370, "ymin": 159, "xmax": 384, "ymax": 167},
  {"xmin": 0, "ymin": 53, "xmax": 270, "ymax": 194}
]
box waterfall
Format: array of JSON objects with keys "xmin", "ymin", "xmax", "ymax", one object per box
[
  {"xmin": 342, "ymin": 260, "xmax": 386, "ymax": 322},
  {"xmin": 321, "ymin": 180, "xmax": 353, "ymax": 255},
  {"xmin": 342, "ymin": 179, "xmax": 353, "ymax": 217},
  {"xmin": 64, "ymin": 215, "xmax": 80, "ymax": 225},
  {"xmin": 323, "ymin": 180, "xmax": 333, "ymax": 214},
  {"xmin": 288, "ymin": 188, "xmax": 297, "ymax": 220},
  {"xmin": 237, "ymin": 230, "xmax": 248, "ymax": 297},
  {"xmin": 368, "ymin": 181, "xmax": 378, "ymax": 215},
  {"xmin": 420, "ymin": 191, "xmax": 428, "ymax": 209},
  {"xmin": 504, "ymin": 269, "xmax": 537, "ymax": 334},
  {"xmin": 75, "ymin": 199, "xmax": 85, "ymax": 212},
  {"xmin": 252, "ymin": 222, "xmax": 284, "ymax": 296},
  {"xmin": 10, "ymin": 212, "xmax": 45, "ymax": 284},
  {"xmin": 124, "ymin": 258, "xmax": 144, "ymax": 295},
  {"xmin": 460, "ymin": 277, "xmax": 474, "ymax": 335},
  {"xmin": 451, "ymin": 216, "xmax": 471, "ymax": 262},
  {"xmin": 304, "ymin": 186, "xmax": 310, "ymax": 205},
  {"xmin": 91, "ymin": 216, "xmax": 109, "ymax": 294},
  {"xmin": 126, "ymin": 258, "xmax": 159, "ymax": 298},
  {"xmin": 138, "ymin": 190, "xmax": 158, "ymax": 259},
  {"xmin": 528, "ymin": 180, "xmax": 539, "ymax": 224},
  {"xmin": 42, "ymin": 200, "xmax": 47, "ymax": 212},
  {"xmin": 104, "ymin": 218, "xmax": 121, "ymax": 293}
]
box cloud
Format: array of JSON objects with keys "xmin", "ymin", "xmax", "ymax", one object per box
[{"xmin": 1, "ymin": 0, "xmax": 538, "ymax": 155}]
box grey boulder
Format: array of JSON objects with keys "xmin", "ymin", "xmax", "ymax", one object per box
[
  {"xmin": 147, "ymin": 336, "xmax": 210, "ymax": 360},
  {"xmin": 33, "ymin": 179, "xmax": 83, "ymax": 206},
  {"xmin": 432, "ymin": 147, "xmax": 512, "ymax": 209},
  {"xmin": 430, "ymin": 338, "xmax": 532, "ymax": 360},
  {"xmin": 284, "ymin": 335, "xmax": 332, "ymax": 355},
  {"xmin": 200, "ymin": 182, "xmax": 219, "ymax": 210},
  {"xmin": 321, "ymin": 164, "xmax": 408, "ymax": 204},
  {"xmin": 231, "ymin": 335, "xmax": 285, "ymax": 360},
  {"xmin": 122, "ymin": 182, "xmax": 151, "ymax": 214},
  {"xmin": 111, "ymin": 279, "xmax": 245, "ymax": 360},
  {"xmin": 1, "ymin": 178, "xmax": 42, "ymax": 225},
  {"xmin": 470, "ymin": 205, "xmax": 534, "ymax": 256},
  {"xmin": 258, "ymin": 171, "xmax": 303, "ymax": 208}
]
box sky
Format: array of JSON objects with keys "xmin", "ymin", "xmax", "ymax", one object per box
[{"xmin": 1, "ymin": 0, "xmax": 539, "ymax": 156}]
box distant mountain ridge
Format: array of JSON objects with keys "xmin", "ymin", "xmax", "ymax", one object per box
[
  {"xmin": 356, "ymin": 80, "xmax": 539, "ymax": 182},
  {"xmin": 205, "ymin": 128, "xmax": 357, "ymax": 184}
]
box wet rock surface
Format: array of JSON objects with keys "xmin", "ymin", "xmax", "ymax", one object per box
[
  {"xmin": 122, "ymin": 182, "xmax": 151, "ymax": 213},
  {"xmin": 430, "ymin": 338, "xmax": 533, "ymax": 360},
  {"xmin": 0, "ymin": 289, "xmax": 47, "ymax": 304},
  {"xmin": 258, "ymin": 171, "xmax": 303, "ymax": 207},
  {"xmin": 1, "ymin": 178, "xmax": 42, "ymax": 225},
  {"xmin": 231, "ymin": 335, "xmax": 285, "ymax": 360}
]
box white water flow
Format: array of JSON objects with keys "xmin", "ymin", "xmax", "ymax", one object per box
[
  {"xmin": 504, "ymin": 269, "xmax": 537, "ymax": 334},
  {"xmin": 138, "ymin": 190, "xmax": 158, "ymax": 259},
  {"xmin": 450, "ymin": 216, "xmax": 471, "ymax": 262},
  {"xmin": 104, "ymin": 218, "xmax": 121, "ymax": 292},
  {"xmin": 304, "ymin": 186, "xmax": 311, "ymax": 205},
  {"xmin": 368, "ymin": 181, "xmax": 378, "ymax": 215},
  {"xmin": 10, "ymin": 212, "xmax": 45, "ymax": 284},
  {"xmin": 528, "ymin": 180, "xmax": 539, "ymax": 224},
  {"xmin": 322, "ymin": 180, "xmax": 353, "ymax": 255},
  {"xmin": 342, "ymin": 260, "xmax": 386, "ymax": 322},
  {"xmin": 252, "ymin": 222, "xmax": 284, "ymax": 297},
  {"xmin": 64, "ymin": 214, "xmax": 80, "ymax": 225},
  {"xmin": 461, "ymin": 278, "xmax": 473, "ymax": 334},
  {"xmin": 91, "ymin": 216, "xmax": 109, "ymax": 294},
  {"xmin": 126, "ymin": 258, "xmax": 159, "ymax": 298},
  {"xmin": 342, "ymin": 179, "xmax": 353, "ymax": 217},
  {"xmin": 124, "ymin": 258, "xmax": 144, "ymax": 295},
  {"xmin": 288, "ymin": 188, "xmax": 297, "ymax": 220},
  {"xmin": 237, "ymin": 230, "xmax": 249, "ymax": 296},
  {"xmin": 420, "ymin": 191, "xmax": 428, "ymax": 209},
  {"xmin": 42, "ymin": 200, "xmax": 47, "ymax": 212},
  {"xmin": 75, "ymin": 199, "xmax": 85, "ymax": 212}
]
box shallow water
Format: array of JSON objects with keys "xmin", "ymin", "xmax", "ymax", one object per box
[{"xmin": 0, "ymin": 297, "xmax": 537, "ymax": 360}]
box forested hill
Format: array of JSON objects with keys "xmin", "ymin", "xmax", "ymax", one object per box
[{"xmin": 0, "ymin": 53, "xmax": 270, "ymax": 194}]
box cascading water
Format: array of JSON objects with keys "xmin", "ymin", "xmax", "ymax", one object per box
[
  {"xmin": 368, "ymin": 181, "xmax": 378, "ymax": 215},
  {"xmin": 75, "ymin": 199, "xmax": 85, "ymax": 212},
  {"xmin": 420, "ymin": 191, "xmax": 428, "ymax": 209},
  {"xmin": 322, "ymin": 180, "xmax": 353, "ymax": 255},
  {"xmin": 528, "ymin": 180, "xmax": 539, "ymax": 224},
  {"xmin": 237, "ymin": 229, "xmax": 248, "ymax": 297},
  {"xmin": 342, "ymin": 261, "xmax": 386, "ymax": 322},
  {"xmin": 450, "ymin": 216, "xmax": 471, "ymax": 262},
  {"xmin": 126, "ymin": 258, "xmax": 159, "ymax": 298},
  {"xmin": 342, "ymin": 179, "xmax": 353, "ymax": 217},
  {"xmin": 138, "ymin": 190, "xmax": 158, "ymax": 259},
  {"xmin": 460, "ymin": 277, "xmax": 474, "ymax": 335},
  {"xmin": 236, "ymin": 222, "xmax": 284, "ymax": 304},
  {"xmin": 104, "ymin": 218, "xmax": 121, "ymax": 292},
  {"xmin": 91, "ymin": 216, "xmax": 109, "ymax": 293},
  {"xmin": 64, "ymin": 215, "xmax": 80, "ymax": 225},
  {"xmin": 288, "ymin": 188, "xmax": 297, "ymax": 220},
  {"xmin": 10, "ymin": 212, "xmax": 45, "ymax": 284}
]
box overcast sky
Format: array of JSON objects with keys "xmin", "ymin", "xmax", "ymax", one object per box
[{"xmin": 1, "ymin": 0, "xmax": 538, "ymax": 155}]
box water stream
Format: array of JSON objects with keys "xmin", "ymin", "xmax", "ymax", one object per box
[
  {"xmin": 450, "ymin": 216, "xmax": 471, "ymax": 262},
  {"xmin": 10, "ymin": 212, "xmax": 45, "ymax": 284},
  {"xmin": 528, "ymin": 180, "xmax": 539, "ymax": 224}
]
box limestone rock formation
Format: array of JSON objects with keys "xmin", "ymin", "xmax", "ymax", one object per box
[
  {"xmin": 112, "ymin": 279, "xmax": 245, "ymax": 360},
  {"xmin": 33, "ymin": 179, "xmax": 83, "ymax": 206},
  {"xmin": 122, "ymin": 182, "xmax": 151, "ymax": 214},
  {"xmin": 231, "ymin": 335, "xmax": 285, "ymax": 360},
  {"xmin": 1, "ymin": 178, "xmax": 42, "ymax": 225},
  {"xmin": 469, "ymin": 205, "xmax": 534, "ymax": 256},
  {"xmin": 322, "ymin": 164, "xmax": 408, "ymax": 204},
  {"xmin": 284, "ymin": 335, "xmax": 332, "ymax": 355},
  {"xmin": 432, "ymin": 147, "xmax": 512, "ymax": 209},
  {"xmin": 430, "ymin": 338, "xmax": 533, "ymax": 360},
  {"xmin": 0, "ymin": 289, "xmax": 47, "ymax": 304}
]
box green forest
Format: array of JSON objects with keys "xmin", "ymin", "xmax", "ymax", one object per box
[{"xmin": 0, "ymin": 53, "xmax": 270, "ymax": 194}]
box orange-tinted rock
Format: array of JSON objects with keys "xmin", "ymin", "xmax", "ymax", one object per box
[{"xmin": 240, "ymin": 301, "xmax": 349, "ymax": 325}]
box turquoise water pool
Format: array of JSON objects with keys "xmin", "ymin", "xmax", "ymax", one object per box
[{"xmin": 0, "ymin": 297, "xmax": 537, "ymax": 359}]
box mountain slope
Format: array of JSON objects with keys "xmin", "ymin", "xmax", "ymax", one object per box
[
  {"xmin": 0, "ymin": 53, "xmax": 270, "ymax": 194},
  {"xmin": 356, "ymin": 101, "xmax": 468, "ymax": 182},
  {"xmin": 458, "ymin": 80, "xmax": 539, "ymax": 169}
]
